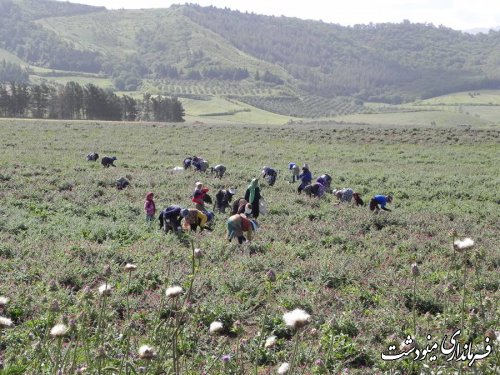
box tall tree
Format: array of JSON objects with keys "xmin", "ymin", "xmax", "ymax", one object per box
[{"xmin": 29, "ymin": 82, "xmax": 50, "ymax": 118}]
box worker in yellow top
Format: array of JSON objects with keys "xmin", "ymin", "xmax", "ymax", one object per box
[{"xmin": 181, "ymin": 208, "xmax": 213, "ymax": 232}]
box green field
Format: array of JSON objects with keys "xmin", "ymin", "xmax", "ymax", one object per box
[{"xmin": 0, "ymin": 119, "xmax": 498, "ymax": 374}]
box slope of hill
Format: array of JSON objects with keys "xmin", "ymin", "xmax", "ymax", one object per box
[
  {"xmin": 1, "ymin": 0, "xmax": 500, "ymax": 119},
  {"xmin": 0, "ymin": 0, "xmax": 106, "ymax": 72}
]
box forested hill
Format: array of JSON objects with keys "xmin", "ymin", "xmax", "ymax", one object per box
[
  {"xmin": 182, "ymin": 5, "xmax": 500, "ymax": 102},
  {"xmin": 0, "ymin": 0, "xmax": 105, "ymax": 72},
  {"xmin": 1, "ymin": 0, "xmax": 500, "ymax": 109}
]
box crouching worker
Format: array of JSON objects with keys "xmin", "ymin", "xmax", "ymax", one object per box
[
  {"xmin": 192, "ymin": 156, "xmax": 209, "ymax": 172},
  {"xmin": 181, "ymin": 208, "xmax": 213, "ymax": 232},
  {"xmin": 192, "ymin": 182, "xmax": 210, "ymax": 211},
  {"xmin": 316, "ymin": 174, "xmax": 332, "ymax": 191},
  {"xmin": 288, "ymin": 162, "xmax": 300, "ymax": 183},
  {"xmin": 297, "ymin": 164, "xmax": 312, "ymax": 194},
  {"xmin": 211, "ymin": 164, "xmax": 226, "ymax": 178},
  {"xmin": 227, "ymin": 214, "xmax": 258, "ymax": 244},
  {"xmin": 262, "ymin": 166, "xmax": 278, "ymax": 186},
  {"xmin": 303, "ymin": 182, "xmax": 326, "ymax": 198},
  {"xmin": 183, "ymin": 157, "xmax": 192, "ymax": 169},
  {"xmin": 369, "ymin": 194, "xmax": 393, "ymax": 212},
  {"xmin": 333, "ymin": 188, "xmax": 365, "ymax": 206},
  {"xmin": 231, "ymin": 198, "xmax": 248, "ymax": 215},
  {"xmin": 158, "ymin": 205, "xmax": 184, "ymax": 234},
  {"xmin": 215, "ymin": 188, "xmax": 235, "ymax": 213}
]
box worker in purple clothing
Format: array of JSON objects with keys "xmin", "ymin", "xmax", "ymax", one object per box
[
  {"xmin": 369, "ymin": 194, "xmax": 393, "ymax": 212},
  {"xmin": 297, "ymin": 164, "xmax": 312, "ymax": 194}
]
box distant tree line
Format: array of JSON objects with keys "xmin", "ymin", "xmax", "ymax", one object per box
[
  {"xmin": 0, "ymin": 60, "xmax": 29, "ymax": 83},
  {"xmin": 0, "ymin": 81, "xmax": 184, "ymax": 122},
  {"xmin": 150, "ymin": 63, "xmax": 251, "ymax": 81}
]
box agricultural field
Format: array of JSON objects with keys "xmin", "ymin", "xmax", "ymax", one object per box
[{"xmin": 0, "ymin": 119, "xmax": 498, "ymax": 374}]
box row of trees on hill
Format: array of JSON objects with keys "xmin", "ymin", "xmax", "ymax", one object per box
[{"xmin": 0, "ymin": 81, "xmax": 184, "ymax": 122}]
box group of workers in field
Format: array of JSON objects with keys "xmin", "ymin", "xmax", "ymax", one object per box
[{"xmin": 145, "ymin": 158, "xmax": 393, "ymax": 245}]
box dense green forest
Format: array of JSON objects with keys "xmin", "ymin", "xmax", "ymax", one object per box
[
  {"xmin": 0, "ymin": 81, "xmax": 185, "ymax": 122},
  {"xmin": 1, "ymin": 0, "xmax": 500, "ymax": 115}
]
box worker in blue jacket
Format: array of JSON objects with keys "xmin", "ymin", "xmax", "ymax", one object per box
[
  {"xmin": 297, "ymin": 164, "xmax": 312, "ymax": 194},
  {"xmin": 369, "ymin": 194, "xmax": 393, "ymax": 212}
]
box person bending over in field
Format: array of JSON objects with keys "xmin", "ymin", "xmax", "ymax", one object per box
[
  {"xmin": 231, "ymin": 198, "xmax": 248, "ymax": 215},
  {"xmin": 86, "ymin": 152, "xmax": 99, "ymax": 161},
  {"xmin": 303, "ymin": 182, "xmax": 326, "ymax": 198},
  {"xmin": 101, "ymin": 156, "xmax": 117, "ymax": 168},
  {"xmin": 215, "ymin": 188, "xmax": 235, "ymax": 213},
  {"xmin": 158, "ymin": 205, "xmax": 184, "ymax": 234},
  {"xmin": 211, "ymin": 164, "xmax": 226, "ymax": 178},
  {"xmin": 227, "ymin": 214, "xmax": 258, "ymax": 244},
  {"xmin": 333, "ymin": 188, "xmax": 365, "ymax": 206},
  {"xmin": 181, "ymin": 208, "xmax": 213, "ymax": 232},
  {"xmin": 192, "ymin": 182, "xmax": 210, "ymax": 211},
  {"xmin": 262, "ymin": 166, "xmax": 278, "ymax": 186},
  {"xmin": 183, "ymin": 157, "xmax": 192, "ymax": 169},
  {"xmin": 192, "ymin": 156, "xmax": 209, "ymax": 172},
  {"xmin": 369, "ymin": 194, "xmax": 393, "ymax": 212},
  {"xmin": 297, "ymin": 164, "xmax": 312, "ymax": 194},
  {"xmin": 116, "ymin": 177, "xmax": 130, "ymax": 190},
  {"xmin": 245, "ymin": 178, "xmax": 262, "ymax": 218},
  {"xmin": 316, "ymin": 174, "xmax": 332, "ymax": 191}
]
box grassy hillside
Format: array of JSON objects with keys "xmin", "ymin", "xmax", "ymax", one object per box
[
  {"xmin": 0, "ymin": 119, "xmax": 498, "ymax": 374},
  {"xmin": 36, "ymin": 7, "xmax": 291, "ymax": 80},
  {"xmin": 0, "ymin": 48, "xmax": 25, "ymax": 64},
  {"xmin": 181, "ymin": 97, "xmax": 295, "ymax": 125}
]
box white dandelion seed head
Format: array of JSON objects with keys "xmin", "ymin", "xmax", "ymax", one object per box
[
  {"xmin": 194, "ymin": 248, "xmax": 204, "ymax": 258},
  {"xmin": 265, "ymin": 335, "xmax": 277, "ymax": 349},
  {"xmin": 453, "ymin": 238, "xmax": 474, "ymax": 251},
  {"xmin": 165, "ymin": 286, "xmax": 183, "ymax": 298},
  {"xmin": 277, "ymin": 362, "xmax": 290, "ymax": 374},
  {"xmin": 0, "ymin": 296, "xmax": 9, "ymax": 307},
  {"xmin": 283, "ymin": 308, "xmax": 311, "ymax": 329},
  {"xmin": 124, "ymin": 263, "xmax": 137, "ymax": 272},
  {"xmin": 138, "ymin": 344, "xmax": 155, "ymax": 360},
  {"xmin": 98, "ymin": 284, "xmax": 112, "ymax": 296},
  {"xmin": 50, "ymin": 323, "xmax": 69, "ymax": 337},
  {"xmin": 0, "ymin": 316, "xmax": 13, "ymax": 328},
  {"xmin": 209, "ymin": 321, "xmax": 224, "ymax": 335},
  {"xmin": 411, "ymin": 262, "xmax": 420, "ymax": 277}
]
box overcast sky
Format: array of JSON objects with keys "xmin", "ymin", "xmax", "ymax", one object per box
[{"xmin": 61, "ymin": 0, "xmax": 500, "ymax": 31}]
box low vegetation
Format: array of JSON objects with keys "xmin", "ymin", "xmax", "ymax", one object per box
[{"xmin": 0, "ymin": 119, "xmax": 498, "ymax": 374}]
